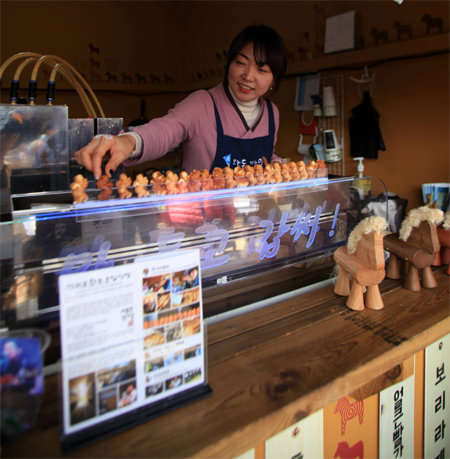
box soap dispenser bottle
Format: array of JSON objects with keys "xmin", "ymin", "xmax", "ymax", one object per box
[{"xmin": 353, "ymin": 157, "xmax": 371, "ymax": 198}]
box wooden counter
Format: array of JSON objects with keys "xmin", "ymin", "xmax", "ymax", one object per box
[{"xmin": 2, "ymin": 269, "xmax": 449, "ymax": 458}]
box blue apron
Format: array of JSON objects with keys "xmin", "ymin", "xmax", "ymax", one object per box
[{"xmin": 209, "ymin": 94, "xmax": 275, "ymax": 172}]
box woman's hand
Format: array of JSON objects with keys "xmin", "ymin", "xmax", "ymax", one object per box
[{"xmin": 74, "ymin": 134, "xmax": 136, "ymax": 179}]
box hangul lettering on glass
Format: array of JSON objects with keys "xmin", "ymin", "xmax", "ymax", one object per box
[
  {"xmin": 290, "ymin": 206, "xmax": 310, "ymax": 243},
  {"xmin": 290, "ymin": 206, "xmax": 322, "ymax": 249},
  {"xmin": 276, "ymin": 211, "xmax": 291, "ymax": 239},
  {"xmin": 305, "ymin": 206, "xmax": 322, "ymax": 248},
  {"xmin": 156, "ymin": 228, "xmax": 185, "ymax": 252},
  {"xmin": 196, "ymin": 225, "xmax": 230, "ymax": 269},
  {"xmin": 258, "ymin": 219, "xmax": 279, "ymax": 260}
]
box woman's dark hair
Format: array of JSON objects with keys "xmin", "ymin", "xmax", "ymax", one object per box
[{"xmin": 224, "ymin": 24, "xmax": 287, "ymax": 92}]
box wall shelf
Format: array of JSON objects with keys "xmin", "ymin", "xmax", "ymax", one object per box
[
  {"xmin": 1, "ymin": 33, "xmax": 447, "ymax": 100},
  {"xmin": 285, "ymin": 32, "xmax": 449, "ymax": 76},
  {"xmin": 67, "ymin": 32, "xmax": 450, "ymax": 93}
]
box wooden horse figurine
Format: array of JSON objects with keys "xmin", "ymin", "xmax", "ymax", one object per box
[
  {"xmin": 384, "ymin": 206, "xmax": 444, "ymax": 291},
  {"xmin": 334, "ymin": 216, "xmax": 388, "ymax": 311},
  {"xmin": 434, "ymin": 211, "xmax": 450, "ymax": 275}
]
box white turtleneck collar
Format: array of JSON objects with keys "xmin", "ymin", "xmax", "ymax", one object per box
[{"xmin": 228, "ymin": 85, "xmax": 261, "ymax": 129}]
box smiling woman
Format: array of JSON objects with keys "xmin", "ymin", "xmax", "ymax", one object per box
[
  {"xmin": 228, "ymin": 42, "xmax": 275, "ymax": 103},
  {"xmin": 225, "ymin": 25, "xmax": 287, "ymax": 94},
  {"xmin": 73, "ymin": 24, "xmax": 287, "ymax": 179}
]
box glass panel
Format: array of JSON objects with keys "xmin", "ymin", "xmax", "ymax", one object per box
[
  {"xmin": 0, "ymin": 104, "xmax": 69, "ymax": 193},
  {"xmin": 1, "ymin": 176, "xmax": 388, "ymax": 327}
]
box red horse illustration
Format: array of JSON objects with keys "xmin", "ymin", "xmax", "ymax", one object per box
[
  {"xmin": 334, "ymin": 441, "xmax": 364, "ymax": 459},
  {"xmin": 334, "ymin": 397, "xmax": 364, "ymax": 435}
]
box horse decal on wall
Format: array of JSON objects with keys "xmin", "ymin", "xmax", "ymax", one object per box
[{"xmin": 334, "ymin": 397, "xmax": 364, "ymax": 436}]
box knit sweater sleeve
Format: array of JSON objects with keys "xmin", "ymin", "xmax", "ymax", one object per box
[{"xmin": 124, "ymin": 89, "xmax": 212, "ymax": 165}]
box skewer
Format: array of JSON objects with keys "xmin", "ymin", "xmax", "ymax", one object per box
[{"xmin": 70, "ymin": 160, "xmax": 328, "ymax": 202}]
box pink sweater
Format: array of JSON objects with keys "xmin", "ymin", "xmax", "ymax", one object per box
[{"xmin": 125, "ymin": 82, "xmax": 281, "ymax": 172}]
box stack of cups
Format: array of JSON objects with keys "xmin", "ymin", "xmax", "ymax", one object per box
[{"xmin": 322, "ymin": 86, "xmax": 337, "ymax": 117}]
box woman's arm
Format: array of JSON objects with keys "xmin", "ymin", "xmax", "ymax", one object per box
[
  {"xmin": 74, "ymin": 90, "xmax": 210, "ymax": 178},
  {"xmin": 128, "ymin": 90, "xmax": 211, "ymax": 164}
]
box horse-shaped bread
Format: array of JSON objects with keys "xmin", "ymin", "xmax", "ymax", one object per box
[
  {"xmin": 384, "ymin": 206, "xmax": 443, "ymax": 291},
  {"xmin": 334, "ymin": 216, "xmax": 388, "ymax": 311}
]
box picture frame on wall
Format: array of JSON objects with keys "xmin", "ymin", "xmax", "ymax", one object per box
[{"xmin": 324, "ymin": 10, "xmax": 357, "ymax": 54}]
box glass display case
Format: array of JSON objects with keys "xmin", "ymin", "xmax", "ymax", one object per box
[{"xmin": 1, "ymin": 174, "xmax": 388, "ymax": 329}]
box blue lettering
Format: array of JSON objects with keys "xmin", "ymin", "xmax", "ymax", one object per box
[
  {"xmin": 258, "ymin": 219, "xmax": 279, "ymax": 260},
  {"xmin": 328, "ymin": 203, "xmax": 340, "ymax": 237},
  {"xmin": 195, "ymin": 224, "xmax": 230, "ymax": 269},
  {"xmin": 94, "ymin": 240, "xmax": 114, "ymax": 269},
  {"xmin": 306, "ymin": 206, "xmax": 322, "ymax": 248},
  {"xmin": 57, "ymin": 200, "xmax": 342, "ymax": 278},
  {"xmin": 157, "ymin": 229, "xmax": 185, "ymax": 253},
  {"xmin": 277, "ymin": 211, "xmax": 291, "ymax": 239},
  {"xmin": 290, "ymin": 211, "xmax": 311, "ymax": 243},
  {"xmin": 61, "ymin": 252, "xmax": 93, "ymax": 274},
  {"xmin": 60, "ymin": 235, "xmax": 114, "ymax": 274}
]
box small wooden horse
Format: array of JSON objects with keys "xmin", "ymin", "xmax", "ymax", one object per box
[
  {"xmin": 334, "ymin": 216, "xmax": 388, "ymax": 311},
  {"xmin": 384, "ymin": 206, "xmax": 444, "ymax": 291},
  {"xmin": 433, "ymin": 211, "xmax": 450, "ymax": 275}
]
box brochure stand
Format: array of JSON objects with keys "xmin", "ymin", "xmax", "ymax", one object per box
[
  {"xmin": 60, "ymin": 382, "xmax": 212, "ymax": 452},
  {"xmin": 58, "ymin": 250, "xmax": 211, "ymax": 451}
]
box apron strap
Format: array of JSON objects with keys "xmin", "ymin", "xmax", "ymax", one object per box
[
  {"xmin": 265, "ymin": 98, "xmax": 275, "ymax": 135},
  {"xmin": 209, "ymin": 93, "xmax": 224, "ymax": 137}
]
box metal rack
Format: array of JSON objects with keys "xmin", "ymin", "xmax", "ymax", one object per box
[{"xmin": 318, "ymin": 74, "xmax": 345, "ymax": 176}]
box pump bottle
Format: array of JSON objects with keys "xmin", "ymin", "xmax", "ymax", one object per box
[{"xmin": 353, "ymin": 157, "xmax": 371, "ymax": 198}]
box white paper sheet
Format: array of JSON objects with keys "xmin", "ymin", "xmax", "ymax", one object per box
[{"xmin": 59, "ymin": 249, "xmax": 205, "ymax": 435}]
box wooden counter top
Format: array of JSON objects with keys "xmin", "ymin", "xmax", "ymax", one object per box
[{"xmin": 3, "ymin": 270, "xmax": 449, "ymax": 458}]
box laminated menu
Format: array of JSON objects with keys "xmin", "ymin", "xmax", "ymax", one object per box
[{"xmin": 58, "ymin": 249, "xmax": 206, "ymax": 439}]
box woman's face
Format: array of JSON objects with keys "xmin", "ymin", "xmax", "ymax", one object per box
[{"xmin": 228, "ymin": 42, "xmax": 274, "ymax": 103}]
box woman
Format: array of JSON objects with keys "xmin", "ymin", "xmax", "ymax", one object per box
[{"xmin": 74, "ymin": 25, "xmax": 287, "ymax": 179}]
